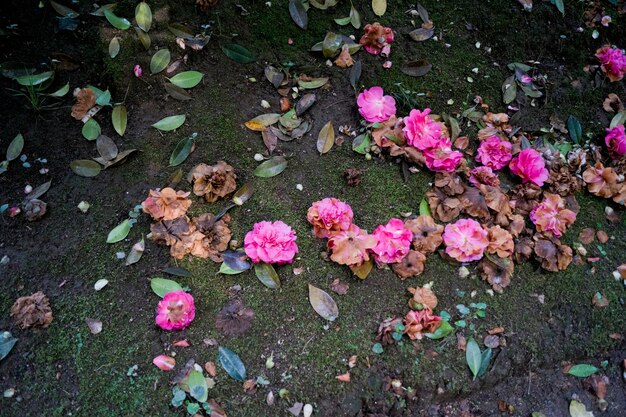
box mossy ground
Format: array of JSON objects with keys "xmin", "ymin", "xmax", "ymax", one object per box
[{"xmin": 1, "ymin": 0, "xmax": 625, "ymax": 416}]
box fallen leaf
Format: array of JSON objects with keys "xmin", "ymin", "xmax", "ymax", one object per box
[
  {"xmin": 596, "ymin": 230, "xmax": 609, "ymax": 243},
  {"xmin": 400, "ymin": 60, "xmax": 432, "ymax": 77},
  {"xmin": 335, "ymin": 372, "xmax": 350, "ymax": 382},
  {"xmin": 85, "ymin": 318, "xmax": 102, "ymax": 334},
  {"xmin": 348, "ymin": 355, "xmax": 357, "ymax": 368},
  {"xmin": 372, "ymin": 0, "xmax": 387, "ymax": 16},
  {"xmin": 592, "ymin": 292, "xmax": 609, "ymax": 308},
  {"xmin": 579, "ymin": 228, "xmax": 595, "ymax": 244},
  {"xmin": 317, "ymin": 121, "xmax": 334, "ymax": 154},
  {"xmin": 457, "ymin": 333, "xmax": 467, "ymax": 351},
  {"xmin": 94, "ymin": 279, "xmax": 108, "ymax": 291},
  {"xmin": 216, "ymin": 299, "xmax": 255, "ymax": 337},
  {"xmin": 483, "ymin": 335, "xmax": 500, "ymax": 348},
  {"xmin": 125, "ymin": 237, "xmax": 144, "ymax": 266},
  {"xmin": 308, "ymin": 284, "xmax": 339, "ymax": 321},
  {"xmin": 173, "ymin": 339, "xmax": 189, "ymax": 347},
  {"xmin": 569, "ymin": 399, "xmax": 594, "ymax": 417},
  {"xmin": 488, "ymin": 326, "xmax": 505, "ymax": 335},
  {"xmin": 205, "ymin": 361, "xmax": 216, "ymax": 377},
  {"xmin": 288, "ymin": 402, "xmax": 304, "ymax": 416}
]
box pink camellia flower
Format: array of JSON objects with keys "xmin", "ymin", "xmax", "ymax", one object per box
[
  {"xmin": 469, "ymin": 166, "xmax": 500, "ymax": 187},
  {"xmin": 519, "ymin": 74, "xmax": 533, "ymax": 84},
  {"xmin": 403, "ymin": 308, "xmax": 442, "ymax": 340},
  {"xmin": 509, "ymin": 148, "xmax": 549, "ymax": 187},
  {"xmin": 359, "ymin": 22, "xmax": 394, "ymax": 55},
  {"xmin": 605, "ymin": 125, "xmax": 626, "ymax": 157},
  {"xmin": 155, "ymin": 291, "xmax": 196, "ymax": 331},
  {"xmin": 595, "ymin": 45, "xmax": 626, "ymax": 82},
  {"xmin": 476, "ymin": 136, "xmax": 512, "ymax": 170},
  {"xmin": 327, "ymin": 224, "xmax": 378, "ymax": 266},
  {"xmin": 244, "ymin": 220, "xmax": 298, "ymax": 265},
  {"xmin": 402, "ymin": 108, "xmax": 443, "ymax": 150},
  {"xmin": 443, "ymin": 218, "xmax": 489, "ymax": 262},
  {"xmin": 371, "ymin": 218, "xmax": 413, "ymax": 265},
  {"xmin": 307, "ymin": 198, "xmax": 354, "ymax": 238},
  {"xmin": 423, "ymin": 137, "xmax": 463, "ymax": 173},
  {"xmin": 153, "ymin": 355, "xmax": 176, "ymax": 371},
  {"xmin": 133, "ymin": 64, "xmax": 142, "ymax": 77},
  {"xmin": 530, "ymin": 193, "xmax": 577, "ymax": 238},
  {"xmin": 357, "ymin": 87, "xmax": 396, "ymax": 123}
]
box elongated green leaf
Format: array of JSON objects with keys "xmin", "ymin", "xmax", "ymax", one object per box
[
  {"xmin": 0, "ymin": 331, "xmax": 18, "ymax": 361},
  {"xmin": 419, "ymin": 198, "xmax": 432, "ymax": 217},
  {"xmin": 254, "ymin": 156, "xmax": 287, "ymax": 177},
  {"xmin": 169, "ymin": 135, "xmax": 194, "ymax": 166},
  {"xmin": 96, "ymin": 135, "xmax": 118, "ymax": 161},
  {"xmin": 298, "ymin": 77, "xmax": 329, "ymax": 89},
  {"xmin": 219, "ymin": 262, "xmax": 245, "ymax": 275},
  {"xmin": 567, "ymin": 115, "xmax": 582, "ymax": 145},
  {"xmin": 109, "ymin": 37, "xmax": 120, "ymax": 58},
  {"xmin": 554, "ymin": 0, "xmax": 565, "ymax": 15},
  {"xmin": 6, "ymin": 133, "xmax": 24, "ymax": 161},
  {"xmin": 150, "ymin": 49, "xmax": 170, "ymax": 74},
  {"xmin": 46, "ymin": 83, "xmax": 69, "ymax": 98},
  {"xmin": 349, "ymin": 60, "xmax": 362, "ymax": 89},
  {"xmin": 111, "ymin": 105, "xmax": 127, "ymax": 136},
  {"xmin": 502, "ymin": 75, "xmax": 517, "ymax": 104},
  {"xmin": 477, "ymin": 347, "xmax": 493, "ymax": 377},
  {"xmin": 466, "ymin": 338, "xmax": 482, "ymax": 380},
  {"xmin": 152, "ymin": 114, "xmax": 185, "ymax": 131},
  {"xmin": 135, "ymin": 27, "xmax": 151, "ymax": 50},
  {"xmin": 16, "ymin": 71, "xmax": 54, "ymax": 87},
  {"xmin": 168, "ymin": 23, "xmax": 194, "ymax": 38},
  {"xmin": 372, "ymin": 0, "xmax": 387, "ymax": 17},
  {"xmin": 349, "ymin": 5, "xmax": 361, "ymax": 29},
  {"xmin": 70, "ymin": 160, "xmax": 101, "ymax": 177},
  {"xmin": 164, "ymin": 83, "xmax": 192, "ymax": 101},
  {"xmin": 567, "ymin": 364, "xmax": 599, "ymax": 378},
  {"xmin": 424, "ymin": 320, "xmax": 454, "ymax": 339},
  {"xmin": 96, "ymin": 90, "xmax": 112, "ymax": 106},
  {"xmin": 221, "ymin": 44, "xmax": 256, "ymax": 64},
  {"xmin": 334, "ymin": 16, "xmax": 351, "ymax": 25},
  {"xmin": 82, "ymin": 118, "xmax": 101, "ymax": 141},
  {"xmin": 352, "ymin": 133, "xmax": 370, "ymax": 154},
  {"xmin": 135, "ymin": 2, "xmax": 152, "ymax": 32},
  {"xmin": 104, "ymin": 9, "xmax": 130, "ymax": 30},
  {"xmin": 106, "ymin": 219, "xmax": 131, "ymax": 243},
  {"xmin": 23, "ymin": 181, "xmax": 51, "ymax": 202},
  {"xmin": 162, "ymin": 266, "xmax": 192, "ymax": 277},
  {"xmin": 188, "ymin": 370, "xmax": 208, "ymax": 402},
  {"xmin": 50, "ymin": 0, "xmax": 79, "ymax": 17},
  {"xmin": 309, "ymin": 284, "xmax": 339, "ymax": 321},
  {"xmin": 569, "ymin": 400, "xmax": 594, "ymax": 417},
  {"xmin": 254, "ymin": 263, "xmax": 281, "ymax": 289},
  {"xmin": 610, "ymin": 111, "xmax": 626, "ymax": 128},
  {"xmin": 289, "ymin": 0, "xmax": 308, "ymax": 30},
  {"xmin": 218, "ymin": 346, "xmax": 247, "ymax": 381},
  {"xmin": 168, "ymin": 71, "xmax": 203, "ymax": 89},
  {"xmin": 150, "ymin": 278, "xmax": 183, "ymax": 298},
  {"xmin": 245, "ymin": 113, "xmax": 281, "ymax": 131}
]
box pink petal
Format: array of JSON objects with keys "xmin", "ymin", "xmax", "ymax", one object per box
[{"xmin": 153, "ymin": 355, "xmax": 176, "ymax": 371}]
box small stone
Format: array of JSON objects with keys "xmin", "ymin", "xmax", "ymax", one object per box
[
  {"xmin": 78, "ymin": 201, "xmax": 90, "ymax": 213},
  {"xmin": 613, "ymin": 270, "xmax": 622, "ymax": 281},
  {"xmin": 0, "ymin": 255, "xmax": 9, "ymax": 265},
  {"xmin": 116, "ymin": 252, "xmax": 126, "ymax": 259},
  {"xmin": 254, "ymin": 153, "xmax": 264, "ymax": 162},
  {"xmin": 475, "ymin": 41, "xmax": 481, "ymax": 48},
  {"xmin": 486, "ymin": 289, "xmax": 495, "ymax": 297},
  {"xmin": 3, "ymin": 388, "xmax": 15, "ymax": 398},
  {"xmin": 447, "ymin": 99, "xmax": 454, "ymax": 105},
  {"xmin": 303, "ymin": 404, "xmax": 313, "ymax": 417},
  {"xmin": 458, "ymin": 266, "xmax": 470, "ymax": 278},
  {"xmin": 248, "ymin": 77, "xmax": 257, "ymax": 82},
  {"xmin": 296, "ymin": 184, "xmax": 303, "ymax": 191},
  {"xmin": 471, "ymin": 67, "xmax": 479, "ymax": 74},
  {"xmin": 261, "ymin": 100, "xmax": 270, "ymax": 109},
  {"xmin": 24, "ymin": 185, "xmax": 33, "ymax": 194},
  {"xmin": 577, "ymin": 246, "xmax": 587, "ymax": 256}
]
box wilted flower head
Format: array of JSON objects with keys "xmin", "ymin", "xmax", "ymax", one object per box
[
  {"xmin": 10, "ymin": 291, "xmax": 53, "ymax": 329},
  {"xmin": 605, "ymin": 125, "xmax": 626, "ymax": 157},
  {"xmin": 391, "ymin": 250, "xmax": 426, "ymax": 279},
  {"xmin": 486, "ymin": 225, "xmax": 514, "ymax": 258},
  {"xmin": 371, "ymin": 218, "xmax": 413, "ymax": 265},
  {"xmin": 423, "ymin": 137, "xmax": 463, "ymax": 173},
  {"xmin": 327, "ymin": 224, "xmax": 378, "ymax": 266},
  {"xmin": 530, "ymin": 193, "xmax": 577, "ymax": 238},
  {"xmin": 188, "ymin": 161, "xmax": 237, "ymax": 203},
  {"xmin": 509, "ymin": 148, "xmax": 549, "ymax": 187},
  {"xmin": 244, "ymin": 220, "xmax": 298, "ymax": 265},
  {"xmin": 403, "ymin": 308, "xmax": 442, "ymax": 340},
  {"xmin": 404, "ymin": 215, "xmax": 443, "ymax": 254},
  {"xmin": 583, "ymin": 162, "xmax": 619, "ymax": 198},
  {"xmin": 407, "ymin": 286, "xmax": 438, "ymax": 311},
  {"xmin": 476, "ymin": 136, "xmax": 512, "ymax": 170},
  {"xmin": 142, "ymin": 188, "xmax": 192, "ymax": 221},
  {"xmin": 443, "ymin": 218, "xmax": 489, "ymax": 262},
  {"xmin": 133, "ymin": 64, "xmax": 142, "ymax": 77},
  {"xmin": 155, "ymin": 291, "xmax": 196, "ymax": 331},
  {"xmin": 307, "ymin": 198, "xmax": 354, "ymax": 238},
  {"xmin": 359, "ymin": 22, "xmax": 394, "ymax": 55},
  {"xmin": 595, "ymin": 45, "xmax": 626, "ymax": 82},
  {"xmin": 357, "ymin": 86, "xmax": 396, "ymax": 123},
  {"xmin": 469, "ymin": 166, "xmax": 500, "ymax": 187},
  {"xmin": 402, "ymin": 108, "xmax": 443, "ymax": 150}
]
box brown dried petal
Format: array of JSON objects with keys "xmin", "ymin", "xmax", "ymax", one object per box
[
  {"xmin": 603, "ymin": 93, "xmax": 623, "ymax": 113},
  {"xmin": 71, "ymin": 88, "xmax": 96, "ymax": 120},
  {"xmin": 404, "ymin": 216, "xmax": 443, "ymax": 254},
  {"xmin": 391, "ymin": 250, "xmax": 426, "ymax": 279},
  {"xmin": 10, "ymin": 291, "xmax": 53, "ymax": 328},
  {"xmin": 478, "ymin": 256, "xmax": 513, "ymax": 293},
  {"xmin": 376, "ymin": 316, "xmax": 403, "ymax": 346},
  {"xmin": 407, "ymin": 285, "xmax": 438, "ymax": 310}
]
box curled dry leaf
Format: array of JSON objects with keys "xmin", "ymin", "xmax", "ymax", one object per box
[
  {"xmin": 579, "ymin": 228, "xmax": 595, "ymax": 244},
  {"xmin": 10, "ymin": 291, "xmax": 53, "ymax": 328},
  {"xmin": 142, "ymin": 188, "xmax": 191, "ymax": 221},
  {"xmin": 215, "ymin": 299, "xmax": 255, "ymax": 337},
  {"xmin": 204, "ymin": 361, "xmax": 216, "ymax": 377},
  {"xmin": 603, "ymin": 93, "xmax": 623, "ymax": 113},
  {"xmin": 173, "ymin": 339, "xmax": 190, "ymax": 347},
  {"xmin": 596, "ymin": 230, "xmax": 609, "ymax": 243},
  {"xmin": 85, "ymin": 318, "xmax": 103, "ymax": 334}
]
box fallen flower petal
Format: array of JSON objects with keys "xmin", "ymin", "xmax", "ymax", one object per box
[
  {"xmin": 335, "ymin": 372, "xmax": 351, "ymax": 382},
  {"xmin": 153, "ymin": 355, "xmax": 176, "ymax": 371}
]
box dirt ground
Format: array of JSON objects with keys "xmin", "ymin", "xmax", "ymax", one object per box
[{"xmin": 1, "ymin": 0, "xmax": 625, "ymax": 416}]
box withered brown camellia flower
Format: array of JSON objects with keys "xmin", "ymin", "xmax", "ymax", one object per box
[
  {"xmin": 391, "ymin": 250, "xmax": 426, "ymax": 279},
  {"xmin": 509, "ymin": 183, "xmax": 544, "ymax": 216},
  {"xmin": 407, "ymin": 286, "xmax": 438, "ymax": 311},
  {"xmin": 10, "ymin": 291, "xmax": 53, "ymax": 328},
  {"xmin": 478, "ymin": 184, "xmax": 512, "ymax": 226},
  {"xmin": 215, "ymin": 299, "xmax": 255, "ymax": 337},
  {"xmin": 151, "ymin": 216, "xmax": 203, "ymax": 259},
  {"xmin": 513, "ymin": 236, "xmax": 534, "ymax": 263},
  {"xmin": 372, "ymin": 115, "xmax": 406, "ymax": 152},
  {"xmin": 546, "ymin": 166, "xmax": 584, "ymax": 196},
  {"xmin": 142, "ymin": 188, "xmax": 192, "ymax": 221},
  {"xmin": 404, "ymin": 216, "xmax": 443, "ymax": 254},
  {"xmin": 583, "ymin": 162, "xmax": 619, "ymax": 198},
  {"xmin": 486, "ymin": 225, "xmax": 514, "ymax": 258},
  {"xmin": 71, "ymin": 88, "xmax": 96, "ymax": 120},
  {"xmin": 23, "ymin": 199, "xmax": 47, "ymax": 221},
  {"xmin": 334, "ymin": 44, "xmax": 354, "ymax": 68},
  {"xmin": 533, "ymin": 235, "xmax": 573, "ymax": 272},
  {"xmin": 434, "ymin": 172, "xmax": 465, "ymax": 196},
  {"xmin": 376, "ymin": 316, "xmax": 403, "ymax": 346},
  {"xmin": 460, "ymin": 187, "xmax": 490, "ymax": 220},
  {"xmin": 191, "ymin": 213, "xmax": 232, "ymax": 262},
  {"xmin": 478, "ymin": 256, "xmax": 513, "ymax": 293},
  {"xmin": 188, "ymin": 161, "xmax": 237, "ymax": 203},
  {"xmin": 426, "ymin": 189, "xmax": 462, "ymax": 223},
  {"xmin": 507, "ymin": 214, "xmax": 526, "ymax": 237}
]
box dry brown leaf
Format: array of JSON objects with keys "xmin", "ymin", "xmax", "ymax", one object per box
[
  {"xmin": 216, "ymin": 299, "xmax": 255, "ymax": 337},
  {"xmin": 71, "ymin": 88, "xmax": 96, "ymax": 120},
  {"xmin": 596, "ymin": 230, "xmax": 609, "ymax": 243},
  {"xmin": 579, "ymin": 228, "xmax": 595, "ymax": 244},
  {"xmin": 204, "ymin": 361, "xmax": 217, "ymax": 377}
]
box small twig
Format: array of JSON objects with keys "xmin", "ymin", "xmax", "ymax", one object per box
[{"xmin": 326, "ymin": 98, "xmax": 353, "ymax": 109}]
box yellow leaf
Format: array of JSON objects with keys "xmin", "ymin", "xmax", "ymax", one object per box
[
  {"xmin": 372, "ymin": 0, "xmax": 387, "ymax": 16},
  {"xmin": 317, "ymin": 121, "xmax": 334, "ymax": 154},
  {"xmin": 350, "ymin": 258, "xmax": 373, "ymax": 279}
]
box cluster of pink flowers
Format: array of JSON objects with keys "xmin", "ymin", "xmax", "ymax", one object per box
[
  {"xmin": 244, "ymin": 220, "xmax": 299, "ymax": 265},
  {"xmin": 509, "ymin": 148, "xmax": 549, "ymax": 187},
  {"xmin": 155, "ymin": 290, "xmax": 196, "ymax": 331},
  {"xmin": 605, "ymin": 125, "xmax": 626, "ymax": 157},
  {"xmin": 371, "ymin": 219, "xmax": 413, "ymax": 265},
  {"xmin": 356, "ymin": 87, "xmax": 396, "ymax": 123},
  {"xmin": 530, "ymin": 194, "xmax": 577, "ymax": 238},
  {"xmin": 442, "ymin": 218, "xmax": 489, "ymax": 263},
  {"xmin": 476, "ymin": 136, "xmax": 512, "ymax": 170},
  {"xmin": 596, "ymin": 45, "xmax": 626, "ymax": 82}
]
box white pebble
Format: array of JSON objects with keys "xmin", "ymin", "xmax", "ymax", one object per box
[
  {"xmin": 254, "ymin": 153, "xmax": 264, "ymax": 162},
  {"xmin": 116, "ymin": 252, "xmax": 126, "ymax": 259},
  {"xmin": 24, "ymin": 185, "xmax": 33, "ymax": 194},
  {"xmin": 303, "ymin": 404, "xmax": 313, "ymax": 417},
  {"xmin": 261, "ymin": 100, "xmax": 270, "ymax": 109},
  {"xmin": 613, "ymin": 270, "xmax": 621, "ymax": 281},
  {"xmin": 78, "ymin": 201, "xmax": 91, "ymax": 213},
  {"xmin": 458, "ymin": 266, "xmax": 470, "ymax": 278},
  {"xmin": 296, "ymin": 184, "xmax": 303, "ymax": 191}
]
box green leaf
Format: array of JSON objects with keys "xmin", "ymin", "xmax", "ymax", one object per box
[
  {"xmin": 168, "ymin": 23, "xmax": 194, "ymax": 38},
  {"xmin": 219, "ymin": 262, "xmax": 245, "ymax": 275},
  {"xmin": 150, "ymin": 278, "xmax": 183, "ymax": 298},
  {"xmin": 609, "ymin": 111, "xmax": 626, "ymax": 128},
  {"xmin": 532, "ymin": 413, "xmax": 547, "ymax": 417},
  {"xmin": 70, "ymin": 160, "xmax": 101, "ymax": 177},
  {"xmin": 152, "ymin": 114, "xmax": 186, "ymax": 131},
  {"xmin": 334, "ymin": 16, "xmax": 351, "ymax": 25},
  {"xmin": 254, "ymin": 263, "xmax": 281, "ymax": 289},
  {"xmin": 109, "ymin": 36, "xmax": 120, "ymax": 58},
  {"xmin": 168, "ymin": 71, "xmax": 203, "ymax": 89},
  {"xmin": 567, "ymin": 115, "xmax": 582, "ymax": 144},
  {"xmin": 554, "ymin": 0, "xmax": 565, "ymax": 15},
  {"xmin": 82, "ymin": 118, "xmax": 101, "ymax": 141},
  {"xmin": 372, "ymin": 343, "xmax": 384, "ymax": 354},
  {"xmin": 96, "ymin": 89, "xmax": 112, "ymax": 106},
  {"xmin": 424, "ymin": 320, "xmax": 454, "ymax": 339},
  {"xmin": 162, "ymin": 266, "xmax": 192, "ymax": 277},
  {"xmin": 254, "ymin": 156, "xmax": 287, "ymax": 177},
  {"xmin": 322, "ymin": 32, "xmax": 341, "ymax": 58},
  {"xmin": 0, "ymin": 331, "xmax": 17, "ymax": 361},
  {"xmin": 221, "ymin": 44, "xmax": 256, "ymax": 64},
  {"xmin": 352, "ymin": 133, "xmax": 370, "ymax": 154},
  {"xmin": 372, "ymin": 0, "xmax": 387, "ymax": 16},
  {"xmin": 349, "ymin": 60, "xmax": 362, "ymax": 89},
  {"xmin": 150, "ymin": 49, "xmax": 170, "ymax": 74},
  {"xmin": 502, "ymin": 75, "xmax": 517, "ymax": 104},
  {"xmin": 135, "ymin": 27, "xmax": 151, "ymax": 50},
  {"xmin": 465, "ymin": 338, "xmax": 482, "ymax": 380},
  {"xmin": 186, "ymin": 402, "xmax": 201, "ymax": 415},
  {"xmin": 16, "ymin": 71, "xmax": 54, "ymax": 87},
  {"xmin": 112, "ymin": 105, "xmax": 127, "ymax": 136},
  {"xmin": 125, "ymin": 237, "xmax": 144, "ymax": 266},
  {"xmin": 419, "ymin": 198, "xmax": 432, "ymax": 217},
  {"xmin": 47, "ymin": 82, "xmax": 70, "ymax": 97},
  {"xmin": 349, "ymin": 5, "xmax": 361, "ymax": 28},
  {"xmin": 218, "ymin": 346, "xmax": 247, "ymax": 381},
  {"xmin": 567, "ymin": 364, "xmax": 600, "ymax": 378},
  {"xmin": 169, "ymin": 135, "xmax": 194, "ymax": 166},
  {"xmin": 477, "ymin": 347, "xmax": 493, "ymax": 377},
  {"xmin": 569, "ymin": 399, "xmax": 594, "ymax": 417},
  {"xmin": 298, "ymin": 77, "xmax": 329, "ymax": 89},
  {"xmin": 308, "ymin": 284, "xmax": 339, "ymax": 321},
  {"xmin": 6, "ymin": 133, "xmax": 24, "ymax": 161},
  {"xmin": 317, "ymin": 120, "xmax": 334, "ymax": 154},
  {"xmin": 104, "ymin": 9, "xmax": 131, "ymax": 30},
  {"xmin": 188, "ymin": 370, "xmax": 208, "ymax": 403},
  {"xmin": 50, "ymin": 0, "xmax": 79, "ymax": 17},
  {"xmin": 106, "ymin": 219, "xmax": 131, "ymax": 243},
  {"xmin": 164, "ymin": 83, "xmax": 192, "ymax": 101},
  {"xmin": 135, "ymin": 2, "xmax": 152, "ymax": 32},
  {"xmin": 289, "ymin": 0, "xmax": 308, "ymax": 30}
]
